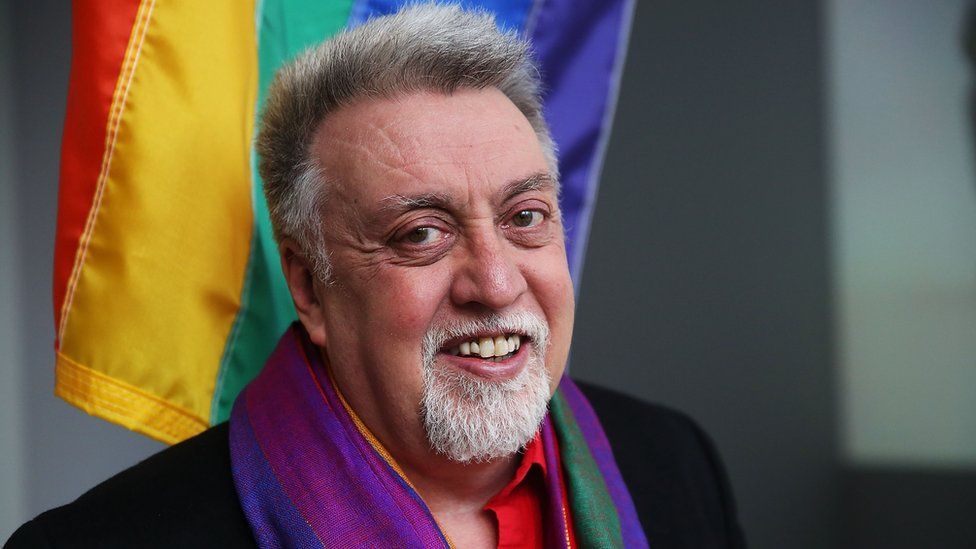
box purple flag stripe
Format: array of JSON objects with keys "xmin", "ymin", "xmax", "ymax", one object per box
[
  {"xmin": 347, "ymin": 0, "xmax": 536, "ymax": 32},
  {"xmin": 559, "ymin": 378, "xmax": 648, "ymax": 548},
  {"xmin": 530, "ymin": 0, "xmax": 636, "ymax": 287}
]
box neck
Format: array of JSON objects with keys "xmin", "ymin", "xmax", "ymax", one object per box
[
  {"xmin": 400, "ymin": 451, "xmax": 519, "ymax": 513},
  {"xmin": 397, "ymin": 451, "xmax": 517, "ymax": 549}
]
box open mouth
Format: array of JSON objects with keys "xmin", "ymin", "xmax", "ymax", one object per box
[{"xmin": 440, "ymin": 333, "xmax": 525, "ymax": 362}]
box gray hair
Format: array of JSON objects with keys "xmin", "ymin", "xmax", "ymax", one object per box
[{"xmin": 256, "ymin": 3, "xmax": 557, "ymax": 281}]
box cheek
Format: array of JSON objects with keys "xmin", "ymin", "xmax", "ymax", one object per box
[
  {"xmin": 326, "ymin": 266, "xmax": 454, "ymax": 418},
  {"xmin": 523, "ymin": 249, "xmax": 575, "ymax": 365},
  {"xmin": 359, "ymin": 265, "xmax": 454, "ymax": 340},
  {"xmin": 524, "ymin": 244, "xmax": 574, "ymax": 310}
]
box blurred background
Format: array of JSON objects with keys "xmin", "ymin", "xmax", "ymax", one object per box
[{"xmin": 2, "ymin": 1, "xmax": 974, "ymax": 547}]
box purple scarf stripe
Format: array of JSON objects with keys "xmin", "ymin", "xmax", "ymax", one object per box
[
  {"xmin": 230, "ymin": 327, "xmax": 449, "ymax": 548},
  {"xmin": 230, "ymin": 405, "xmax": 322, "ymax": 548},
  {"xmin": 559, "ymin": 378, "xmax": 648, "ymax": 548},
  {"xmin": 230, "ymin": 325, "xmax": 647, "ymax": 548},
  {"xmin": 296, "ymin": 332, "xmax": 453, "ymax": 548}
]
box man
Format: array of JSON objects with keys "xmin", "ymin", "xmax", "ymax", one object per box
[{"xmin": 8, "ymin": 5, "xmax": 744, "ymax": 548}]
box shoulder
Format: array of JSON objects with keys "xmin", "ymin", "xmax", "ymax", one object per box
[
  {"xmin": 5, "ymin": 423, "xmax": 256, "ymax": 548},
  {"xmin": 575, "ymin": 380, "xmax": 748, "ymax": 548},
  {"xmin": 577, "ymin": 380, "xmax": 708, "ymax": 445}
]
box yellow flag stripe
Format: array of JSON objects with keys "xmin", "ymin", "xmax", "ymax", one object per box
[
  {"xmin": 57, "ymin": 1, "xmax": 258, "ymax": 441},
  {"xmin": 56, "ymin": 352, "xmax": 206, "ymax": 444},
  {"xmin": 58, "ymin": 0, "xmax": 156, "ymax": 345}
]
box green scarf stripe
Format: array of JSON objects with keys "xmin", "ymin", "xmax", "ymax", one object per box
[
  {"xmin": 211, "ymin": 0, "xmax": 355, "ymax": 423},
  {"xmin": 550, "ymin": 389, "xmax": 625, "ymax": 547}
]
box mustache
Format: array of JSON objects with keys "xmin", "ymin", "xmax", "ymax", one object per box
[{"xmin": 421, "ymin": 311, "xmax": 550, "ymax": 362}]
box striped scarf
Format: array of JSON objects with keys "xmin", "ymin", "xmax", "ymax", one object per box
[{"xmin": 230, "ymin": 325, "xmax": 647, "ymax": 547}]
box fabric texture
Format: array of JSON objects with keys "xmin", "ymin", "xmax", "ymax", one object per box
[
  {"xmin": 5, "ymin": 384, "xmax": 747, "ymax": 548},
  {"xmin": 229, "ymin": 324, "xmax": 647, "ymax": 548},
  {"xmin": 54, "ymin": 0, "xmax": 636, "ymax": 444}
]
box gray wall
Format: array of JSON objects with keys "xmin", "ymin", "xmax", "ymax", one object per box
[
  {"xmin": 0, "ymin": 0, "xmax": 25, "ymax": 539},
  {"xmin": 573, "ymin": 2, "xmax": 837, "ymax": 547},
  {"xmin": 830, "ymin": 0, "xmax": 976, "ymax": 468},
  {"xmin": 827, "ymin": 1, "xmax": 976, "ymax": 547},
  {"xmin": 3, "ymin": 2, "xmax": 163, "ymax": 542}
]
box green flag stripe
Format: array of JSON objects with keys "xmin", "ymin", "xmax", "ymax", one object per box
[{"xmin": 211, "ymin": 0, "xmax": 355, "ymax": 424}]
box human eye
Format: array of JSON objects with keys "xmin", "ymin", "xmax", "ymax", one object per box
[
  {"xmin": 502, "ymin": 203, "xmax": 555, "ymax": 247},
  {"xmin": 509, "ymin": 209, "xmax": 544, "ymax": 228},
  {"xmin": 387, "ymin": 219, "xmax": 454, "ymax": 265},
  {"xmin": 400, "ymin": 225, "xmax": 445, "ymax": 245}
]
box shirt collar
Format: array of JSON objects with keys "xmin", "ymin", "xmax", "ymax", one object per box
[{"xmin": 489, "ymin": 429, "xmax": 547, "ymax": 501}]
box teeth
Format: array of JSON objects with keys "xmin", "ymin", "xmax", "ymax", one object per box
[
  {"xmin": 451, "ymin": 334, "xmax": 523, "ymax": 358},
  {"xmin": 478, "ymin": 337, "xmax": 494, "ymax": 358},
  {"xmin": 494, "ymin": 336, "xmax": 508, "ymax": 355}
]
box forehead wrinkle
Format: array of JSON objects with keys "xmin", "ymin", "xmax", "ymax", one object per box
[
  {"xmin": 401, "ymin": 136, "xmax": 521, "ymax": 165},
  {"xmin": 322, "ymin": 137, "xmax": 431, "ymax": 200},
  {"xmin": 364, "ymin": 105, "xmax": 525, "ymax": 164},
  {"xmin": 323, "ymin": 135, "xmax": 405, "ymax": 172},
  {"xmin": 362, "ymin": 118, "xmax": 410, "ymax": 165}
]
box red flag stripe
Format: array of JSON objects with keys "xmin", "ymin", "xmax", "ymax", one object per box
[{"xmin": 54, "ymin": 0, "xmax": 143, "ymax": 342}]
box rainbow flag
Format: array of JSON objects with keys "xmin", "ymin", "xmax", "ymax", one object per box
[{"xmin": 54, "ymin": 0, "xmax": 635, "ymax": 444}]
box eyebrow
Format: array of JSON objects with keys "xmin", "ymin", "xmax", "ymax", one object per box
[
  {"xmin": 379, "ymin": 192, "xmax": 454, "ymax": 213},
  {"xmin": 500, "ymin": 172, "xmax": 556, "ymax": 202},
  {"xmin": 378, "ymin": 172, "xmax": 556, "ymax": 216}
]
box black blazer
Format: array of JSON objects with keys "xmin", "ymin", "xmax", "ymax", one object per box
[{"xmin": 6, "ymin": 382, "xmax": 746, "ymax": 548}]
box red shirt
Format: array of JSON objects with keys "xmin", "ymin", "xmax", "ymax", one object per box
[{"xmin": 484, "ymin": 432, "xmax": 578, "ymax": 548}]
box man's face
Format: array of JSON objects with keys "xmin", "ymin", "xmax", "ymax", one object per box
[{"xmin": 307, "ymin": 87, "xmax": 574, "ymax": 464}]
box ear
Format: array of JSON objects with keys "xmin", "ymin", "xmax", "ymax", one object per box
[{"xmin": 279, "ymin": 238, "xmax": 328, "ymax": 347}]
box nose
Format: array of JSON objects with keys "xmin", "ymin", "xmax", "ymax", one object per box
[{"xmin": 450, "ymin": 229, "xmax": 528, "ymax": 310}]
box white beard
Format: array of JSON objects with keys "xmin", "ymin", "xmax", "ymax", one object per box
[{"xmin": 420, "ymin": 311, "xmax": 552, "ymax": 463}]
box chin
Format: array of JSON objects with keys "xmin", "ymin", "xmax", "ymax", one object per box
[{"xmin": 421, "ymin": 355, "xmax": 551, "ymax": 463}]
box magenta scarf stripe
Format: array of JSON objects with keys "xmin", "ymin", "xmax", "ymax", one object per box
[
  {"xmin": 297, "ymin": 331, "xmax": 452, "ymax": 547},
  {"xmin": 230, "ymin": 327, "xmax": 450, "ymax": 547},
  {"xmin": 540, "ymin": 415, "xmax": 573, "ymax": 546}
]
